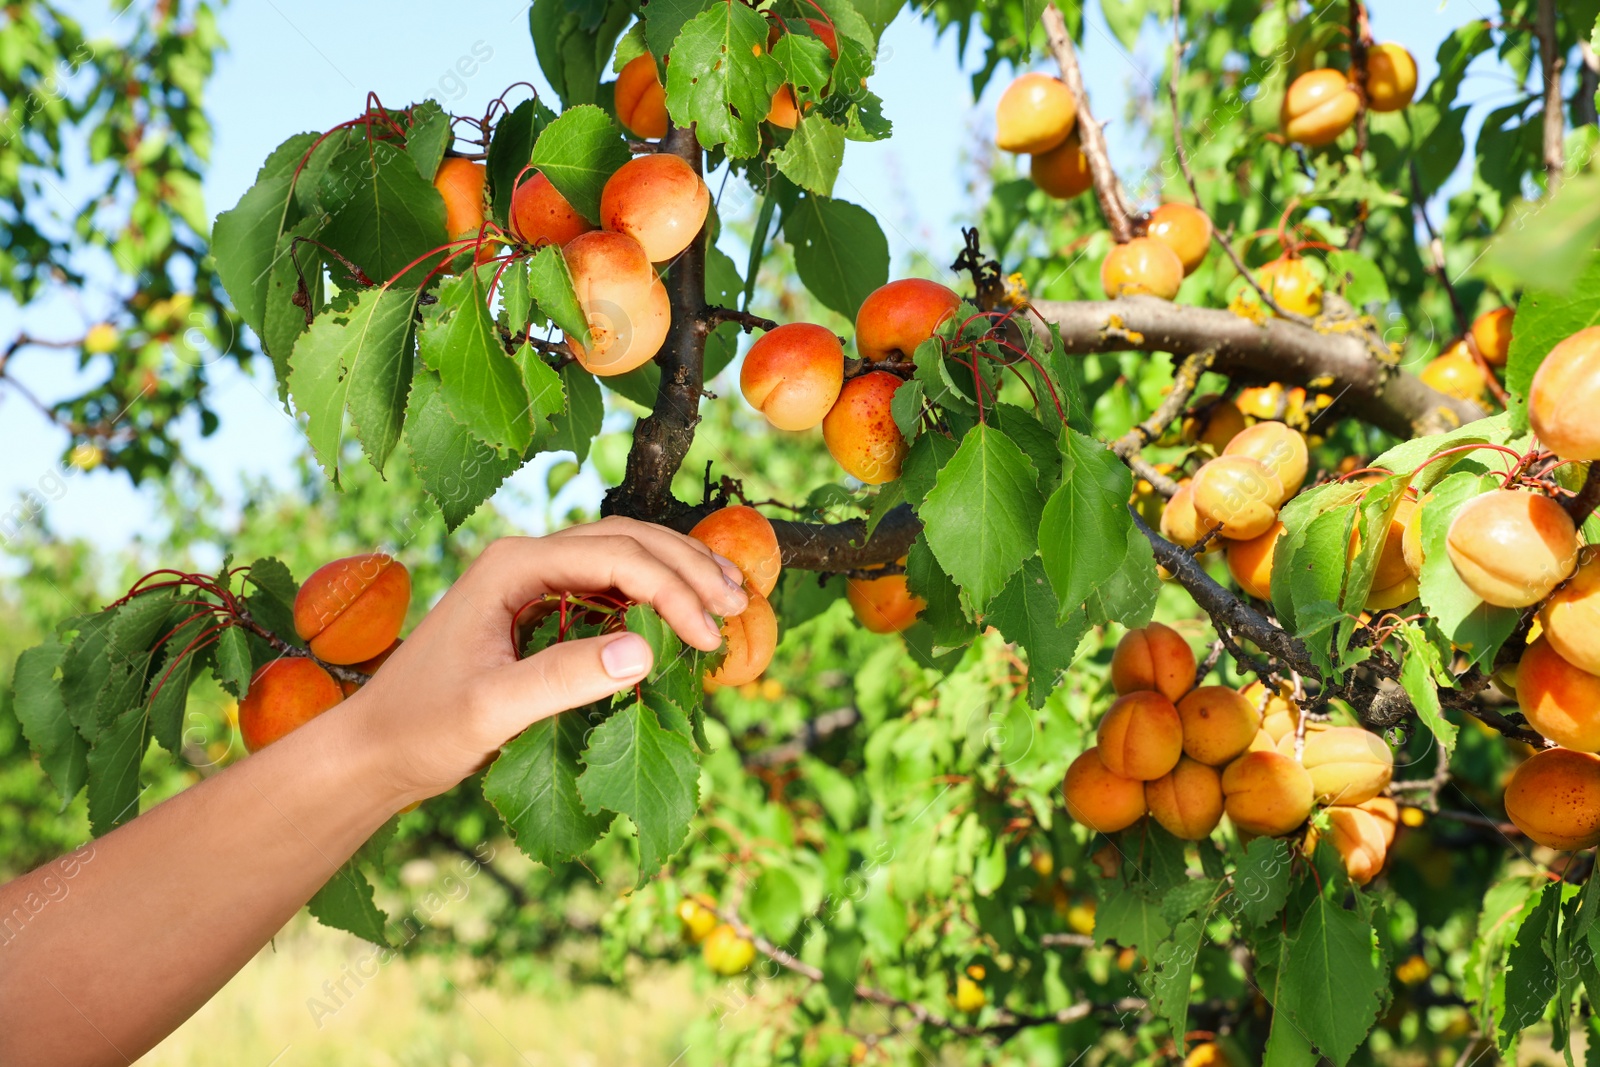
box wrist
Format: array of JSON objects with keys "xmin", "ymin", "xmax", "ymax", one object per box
[{"xmin": 299, "ymin": 686, "xmax": 419, "ymax": 817}]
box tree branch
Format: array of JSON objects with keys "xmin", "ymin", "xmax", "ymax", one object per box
[
  {"xmin": 1564, "ymin": 463, "xmax": 1600, "ymax": 527},
  {"xmin": 1041, "ymin": 4, "xmax": 1133, "ymax": 242},
  {"xmin": 1537, "ymin": 0, "xmax": 1566, "ymax": 190}
]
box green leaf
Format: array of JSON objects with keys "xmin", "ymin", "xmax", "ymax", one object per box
[
  {"xmin": 773, "ymin": 30, "xmax": 834, "ymax": 108},
  {"xmin": 1094, "ymin": 890, "xmax": 1170, "ymax": 954},
  {"xmin": 822, "ymin": 928, "xmax": 865, "ymax": 1018},
  {"xmin": 213, "ymin": 626, "xmax": 253, "ymax": 698},
  {"xmin": 146, "ymin": 614, "xmax": 214, "ymax": 755},
  {"xmin": 316, "ymin": 139, "xmax": 449, "ymax": 287},
  {"xmin": 486, "ymin": 96, "xmax": 556, "ymax": 222},
  {"xmin": 419, "ymin": 269, "xmax": 533, "ymax": 457},
  {"xmin": 1039, "ymin": 428, "xmax": 1132, "ymax": 619},
  {"xmin": 899, "ymin": 428, "xmax": 958, "ymax": 509},
  {"xmin": 85, "ymin": 703, "xmax": 149, "ymax": 836},
  {"xmin": 526, "ymin": 243, "xmax": 590, "ymax": 345},
  {"xmin": 772, "ymin": 113, "xmax": 846, "ymax": 196},
  {"xmin": 1151, "ymin": 914, "xmax": 1209, "ymax": 1055},
  {"xmin": 646, "ymin": 0, "xmax": 714, "ymax": 59},
  {"xmin": 903, "ymin": 537, "xmax": 976, "ymax": 653},
  {"xmin": 1501, "ymin": 882, "xmax": 1559, "ymax": 1048},
  {"xmin": 918, "ymin": 423, "xmax": 1043, "ymax": 613},
  {"xmin": 405, "ymin": 101, "xmax": 452, "ymax": 182},
  {"xmin": 307, "ymin": 861, "xmax": 390, "ymax": 946},
  {"xmin": 405, "ymin": 370, "xmax": 523, "ymax": 531},
  {"xmin": 665, "ymin": 2, "xmax": 783, "ymax": 159},
  {"xmin": 750, "ymin": 865, "xmax": 806, "ymax": 942},
  {"xmin": 526, "ymin": 104, "xmax": 632, "ymax": 223},
  {"xmin": 261, "ymin": 219, "xmax": 326, "ymax": 394},
  {"xmin": 549, "ymin": 363, "xmax": 604, "ymax": 462},
  {"xmin": 577, "ymin": 696, "xmax": 700, "ymax": 882},
  {"xmin": 1280, "ymin": 896, "xmax": 1384, "ymax": 1066},
  {"xmin": 485, "ymin": 713, "xmax": 614, "ymax": 867},
  {"xmin": 1369, "ymin": 412, "xmax": 1513, "ymax": 493},
  {"xmin": 515, "ymin": 344, "xmax": 567, "ymax": 443},
  {"xmin": 288, "ymin": 285, "xmax": 420, "ymax": 481},
  {"xmin": 211, "ymin": 131, "xmax": 318, "ymax": 341},
  {"xmin": 1086, "ymin": 522, "xmax": 1160, "ymax": 630},
  {"xmin": 989, "ymin": 557, "xmax": 1085, "ymax": 708},
  {"xmin": 1232, "ymin": 836, "xmax": 1293, "ymax": 927},
  {"xmin": 1398, "ymin": 621, "xmax": 1458, "ymax": 756},
  {"xmin": 13, "ymin": 641, "xmax": 88, "ymax": 803},
  {"xmin": 1505, "ymin": 250, "xmax": 1600, "ymax": 431},
  {"xmin": 243, "ymin": 558, "xmax": 301, "ymax": 647},
  {"xmin": 783, "ymin": 195, "xmax": 890, "ymax": 321}
]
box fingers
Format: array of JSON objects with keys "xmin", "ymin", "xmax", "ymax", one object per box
[
  {"xmin": 555, "ymin": 516, "xmax": 747, "ymax": 591},
  {"xmin": 477, "ymin": 632, "xmax": 653, "ymax": 739}
]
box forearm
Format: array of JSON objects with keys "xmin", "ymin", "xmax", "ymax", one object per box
[{"xmin": 0, "ymin": 689, "xmax": 403, "ymax": 1067}]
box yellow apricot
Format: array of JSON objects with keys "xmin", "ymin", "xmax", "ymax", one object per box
[
  {"xmin": 1358, "ymin": 796, "xmax": 1400, "ymax": 849},
  {"xmin": 1063, "ymin": 748, "xmax": 1148, "ymax": 833},
  {"xmin": 1030, "ymin": 132, "xmax": 1091, "ymax": 198},
  {"xmin": 689, "ymin": 506, "xmax": 782, "ymax": 597},
  {"xmin": 1221, "ymin": 751, "xmax": 1315, "ymax": 836},
  {"xmin": 294, "ymin": 554, "xmax": 412, "ymax": 666},
  {"xmin": 1191, "ymin": 456, "xmax": 1283, "ymax": 541},
  {"xmin": 1364, "ymin": 43, "xmax": 1418, "ymax": 112},
  {"xmin": 1110, "ymin": 621, "xmax": 1196, "ymax": 702},
  {"xmin": 1159, "ymin": 481, "xmax": 1222, "ymax": 552},
  {"xmin": 1226, "ymin": 520, "xmax": 1283, "ymax": 601},
  {"xmin": 1145, "ymin": 757, "xmax": 1224, "ymax": 840},
  {"xmin": 1281, "ymin": 69, "xmax": 1360, "ymax": 146},
  {"xmin": 238, "ymin": 658, "xmax": 344, "ymax": 753},
  {"xmin": 1223, "ymin": 422, "xmax": 1307, "ymax": 505},
  {"xmin": 1529, "ymin": 325, "xmax": 1600, "ymax": 461},
  {"xmin": 1177, "ymin": 685, "xmax": 1263, "ymax": 765},
  {"xmin": 1097, "ymin": 691, "xmax": 1185, "ymax": 780},
  {"xmin": 1503, "ymin": 747, "xmax": 1600, "ymax": 850},
  {"xmin": 1101, "ymin": 237, "xmax": 1185, "ymax": 300},
  {"xmin": 1445, "ymin": 489, "xmax": 1578, "ymax": 608},
  {"xmin": 1182, "ymin": 395, "xmax": 1247, "ymax": 452},
  {"xmin": 995, "ymin": 72, "xmax": 1077, "ymax": 154},
  {"xmin": 1285, "ymin": 726, "xmax": 1393, "ymax": 805},
  {"xmin": 1540, "ymin": 552, "xmax": 1600, "ymax": 676},
  {"xmin": 1470, "ymin": 307, "xmax": 1514, "ymax": 367},
  {"xmin": 1420, "ymin": 345, "xmax": 1488, "ymax": 404},
  {"xmin": 1145, "ymin": 201, "xmax": 1213, "ymax": 275},
  {"xmin": 1256, "ymin": 258, "xmax": 1323, "ymax": 317},
  {"xmin": 1310, "ymin": 805, "xmax": 1389, "ymax": 885}
]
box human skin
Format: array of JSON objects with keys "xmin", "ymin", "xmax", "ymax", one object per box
[{"xmin": 0, "ymin": 518, "xmax": 747, "ymax": 1067}]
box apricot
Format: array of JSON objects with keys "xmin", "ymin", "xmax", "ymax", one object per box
[
  {"xmin": 434, "ymin": 157, "xmax": 487, "ymax": 240},
  {"xmin": 1235, "ymin": 383, "xmax": 1289, "ymax": 420},
  {"xmin": 1311, "ymin": 806, "xmax": 1388, "ymax": 885},
  {"xmin": 854, "ymin": 279, "xmax": 962, "ymax": 362},
  {"xmin": 1110, "ymin": 621, "xmax": 1196, "ymax": 703},
  {"xmin": 1364, "ymin": 575, "xmax": 1419, "ymax": 612},
  {"xmin": 238, "ymin": 657, "xmax": 344, "ymax": 753},
  {"xmin": 1504, "ymin": 748, "xmax": 1600, "ymax": 849},
  {"xmin": 767, "ymin": 19, "xmax": 839, "ymax": 129},
  {"xmin": 675, "ymin": 895, "xmax": 719, "ymax": 943},
  {"xmin": 1097, "ymin": 691, "xmax": 1184, "ymax": 780},
  {"xmin": 1177, "ymin": 685, "xmax": 1263, "ymax": 765},
  {"xmin": 1159, "ymin": 482, "xmax": 1222, "ymax": 552},
  {"xmin": 706, "ymin": 587, "xmax": 778, "ymax": 687},
  {"xmin": 1247, "ymin": 730, "xmax": 1277, "ymax": 753},
  {"xmin": 1226, "ymin": 520, "xmax": 1283, "ymax": 601},
  {"xmin": 739, "ymin": 323, "xmax": 845, "ymax": 431},
  {"xmin": 1364, "ymin": 43, "xmax": 1418, "ymax": 112},
  {"xmin": 1347, "ymin": 497, "xmax": 1415, "ymax": 592},
  {"xmin": 1242, "ymin": 678, "xmax": 1298, "ymax": 720},
  {"xmin": 822, "ymin": 371, "xmax": 908, "ymax": 484},
  {"xmin": 995, "ymin": 72, "xmax": 1077, "ymax": 154},
  {"xmin": 1223, "ymin": 422, "xmax": 1307, "ymax": 505},
  {"xmin": 1529, "ymin": 325, "xmax": 1600, "ymax": 461},
  {"xmin": 1030, "ymin": 132, "xmax": 1092, "ymax": 198},
  {"xmin": 1540, "ymin": 553, "xmax": 1600, "ymax": 676},
  {"xmin": 1358, "ymin": 795, "xmax": 1400, "ymax": 849},
  {"xmin": 1401, "ymin": 494, "xmax": 1427, "ymax": 578},
  {"xmin": 1191, "ymin": 456, "xmax": 1283, "ymax": 541},
  {"xmin": 1419, "ymin": 344, "xmax": 1488, "ymax": 403},
  {"xmin": 1221, "ymin": 750, "xmax": 1315, "ymax": 836},
  {"xmin": 1281, "ymin": 69, "xmax": 1360, "ymax": 146},
  {"xmin": 599, "ymin": 153, "xmax": 710, "ymax": 263},
  {"xmin": 1261, "ymin": 710, "xmax": 1299, "ymax": 743},
  {"xmin": 615, "ymin": 54, "xmax": 669, "ymax": 140},
  {"xmin": 1063, "ymin": 747, "xmax": 1148, "ymax": 833},
  {"xmin": 1182, "ymin": 395, "xmax": 1246, "ymax": 451},
  {"xmin": 1145, "ymin": 202, "xmax": 1212, "ymax": 275},
  {"xmin": 1445, "ymin": 489, "xmax": 1578, "ymax": 607},
  {"xmin": 846, "ymin": 568, "xmax": 925, "ymax": 634},
  {"xmin": 338, "ymin": 638, "xmax": 402, "ymax": 697},
  {"xmin": 689, "ymin": 505, "xmax": 782, "ymax": 597},
  {"xmin": 1256, "ymin": 258, "xmax": 1323, "ymax": 317},
  {"xmin": 562, "ymin": 230, "xmax": 671, "ymax": 376},
  {"xmin": 1517, "ymin": 637, "xmax": 1600, "ymax": 751},
  {"xmin": 1100, "ymin": 237, "xmax": 1185, "ymax": 301},
  {"xmin": 510, "ymin": 172, "xmax": 594, "ymax": 248},
  {"xmin": 294, "ymin": 554, "xmax": 411, "ymax": 665},
  {"xmin": 1145, "ymin": 757, "xmax": 1224, "ymax": 840},
  {"xmin": 1470, "ymin": 307, "xmax": 1513, "ymax": 367},
  {"xmin": 1284, "ymin": 726, "xmax": 1393, "ymax": 805},
  {"xmin": 702, "ymin": 923, "xmax": 757, "ymax": 974}
]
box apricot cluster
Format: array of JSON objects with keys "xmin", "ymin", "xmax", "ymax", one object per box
[
  {"xmin": 1279, "ymin": 43, "xmax": 1417, "ymax": 148},
  {"xmin": 238, "ymin": 554, "xmax": 412, "ymax": 753}
]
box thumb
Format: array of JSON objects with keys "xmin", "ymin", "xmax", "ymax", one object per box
[{"xmin": 480, "ymin": 631, "xmax": 654, "ymax": 738}]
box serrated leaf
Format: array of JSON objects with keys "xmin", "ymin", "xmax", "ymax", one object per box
[
  {"xmin": 261, "ymin": 218, "xmax": 326, "ymax": 395},
  {"xmin": 1039, "ymin": 428, "xmax": 1131, "ymax": 619},
  {"xmin": 13, "ymin": 641, "xmax": 88, "ymax": 803},
  {"xmin": 1398, "ymin": 620, "xmax": 1458, "ymax": 755},
  {"xmin": 1094, "ymin": 889, "xmax": 1170, "ymax": 954},
  {"xmin": 577, "ymin": 697, "xmax": 700, "ymax": 882},
  {"xmin": 486, "ymin": 96, "xmax": 557, "ymax": 222},
  {"xmin": 1501, "ymin": 882, "xmax": 1559, "ymax": 1048},
  {"xmin": 1151, "ymin": 913, "xmax": 1209, "ymax": 1054},
  {"xmin": 405, "ymin": 370, "xmax": 523, "ymax": 530},
  {"xmin": 526, "ymin": 104, "xmax": 632, "ymax": 222},
  {"xmin": 645, "ymin": 0, "xmax": 714, "ymax": 60},
  {"xmin": 419, "ymin": 269, "xmax": 533, "ymax": 456},
  {"xmin": 989, "ymin": 557, "xmax": 1084, "ymax": 708},
  {"xmin": 406, "ymin": 101, "xmax": 452, "ymax": 182},
  {"xmin": 903, "ymin": 537, "xmax": 976, "ymax": 653},
  {"xmin": 772, "ymin": 113, "xmax": 845, "ymax": 196},
  {"xmin": 307, "ymin": 860, "xmax": 390, "ymax": 946},
  {"xmin": 549, "ymin": 363, "xmax": 604, "ymax": 462},
  {"xmin": 1280, "ymin": 896, "xmax": 1383, "ymax": 1066},
  {"xmin": 146, "ymin": 614, "xmax": 215, "ymax": 755},
  {"xmin": 86, "ymin": 703, "xmax": 149, "ymax": 836},
  {"xmin": 783, "ymin": 195, "xmax": 889, "ymax": 320},
  {"xmin": 514, "ymin": 343, "xmax": 567, "ymax": 443},
  {"xmin": 213, "ymin": 625, "xmax": 254, "ymax": 698},
  {"xmin": 1505, "ymin": 250, "xmax": 1600, "ymax": 431},
  {"xmin": 316, "ymin": 139, "xmax": 448, "ymax": 287},
  {"xmin": 1232, "ymin": 837, "xmax": 1293, "ymax": 927},
  {"xmin": 527, "ymin": 243, "xmax": 590, "ymax": 344},
  {"xmin": 919, "ymin": 423, "xmax": 1043, "ymax": 612},
  {"xmin": 899, "ymin": 428, "xmax": 957, "ymax": 509},
  {"xmin": 243, "ymin": 558, "xmax": 301, "ymax": 646},
  {"xmin": 212, "ymin": 131, "xmax": 319, "ymax": 342},
  {"xmin": 1086, "ymin": 521, "xmax": 1160, "ymax": 629},
  {"xmin": 485, "ymin": 712, "xmax": 614, "ymax": 866},
  {"xmin": 665, "ymin": 2, "xmax": 783, "ymax": 159}
]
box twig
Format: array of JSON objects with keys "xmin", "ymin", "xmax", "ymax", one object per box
[
  {"xmin": 704, "ymin": 306, "xmax": 778, "ymax": 334},
  {"xmin": 1408, "ymin": 164, "xmax": 1469, "ymax": 339},
  {"xmin": 1112, "ymin": 349, "xmax": 1214, "ymax": 462},
  {"xmin": 1536, "ymin": 0, "xmax": 1566, "ymax": 190},
  {"xmin": 1041, "ymin": 4, "xmax": 1132, "ymax": 243},
  {"xmin": 1345, "ymin": 1, "xmax": 1371, "ymax": 248},
  {"xmin": 233, "ymin": 609, "xmax": 371, "ymax": 688},
  {"xmin": 1194, "ymin": 639, "xmax": 1225, "ymax": 688}
]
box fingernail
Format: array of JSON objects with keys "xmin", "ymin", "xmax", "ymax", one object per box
[
  {"xmin": 703, "ymin": 610, "xmax": 724, "ymax": 640},
  {"xmin": 712, "ymin": 554, "xmax": 744, "ymax": 588},
  {"xmin": 601, "ymin": 633, "xmax": 650, "ymax": 679}
]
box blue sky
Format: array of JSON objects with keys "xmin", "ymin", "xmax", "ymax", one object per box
[{"xmin": 1, "ymin": 1, "xmax": 1527, "ymax": 559}]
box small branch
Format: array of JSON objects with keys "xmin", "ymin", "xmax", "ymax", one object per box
[
  {"xmin": 1041, "ymin": 4, "xmax": 1132, "ymax": 243},
  {"xmin": 424, "ymin": 831, "xmax": 530, "ymax": 909},
  {"xmin": 1409, "ymin": 164, "xmax": 1468, "ymax": 338},
  {"xmin": 1537, "ymin": 0, "xmax": 1566, "ymax": 189},
  {"xmin": 1563, "ymin": 464, "xmax": 1600, "ymax": 527},
  {"xmin": 233, "ymin": 610, "xmax": 371, "ymax": 688},
  {"xmin": 844, "ymin": 357, "xmax": 915, "ymax": 379},
  {"xmin": 1040, "ymin": 932, "xmax": 1096, "ymax": 949},
  {"xmin": 705, "ymin": 306, "xmax": 777, "ymax": 334},
  {"xmin": 1111, "ymin": 349, "xmax": 1213, "ymax": 463},
  {"xmin": 1345, "ymin": 1, "xmax": 1371, "ymax": 248}
]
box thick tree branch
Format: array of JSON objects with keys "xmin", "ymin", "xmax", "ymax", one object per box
[
  {"xmin": 1537, "ymin": 0, "xmax": 1565, "ymax": 190},
  {"xmin": 1041, "ymin": 4, "xmax": 1133, "ymax": 242},
  {"xmin": 1027, "ymin": 297, "xmax": 1486, "ymax": 438}
]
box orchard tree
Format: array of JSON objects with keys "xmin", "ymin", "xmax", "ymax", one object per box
[{"xmin": 11, "ymin": 1, "xmax": 1600, "ymax": 1064}]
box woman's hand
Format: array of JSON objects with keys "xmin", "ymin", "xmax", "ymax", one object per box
[{"xmin": 343, "ymin": 517, "xmax": 749, "ymax": 807}]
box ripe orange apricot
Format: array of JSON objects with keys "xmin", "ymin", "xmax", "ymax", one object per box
[
  {"xmin": 1145, "ymin": 757, "xmax": 1224, "ymax": 840},
  {"xmin": 822, "ymin": 371, "xmax": 908, "ymax": 484},
  {"xmin": 1529, "ymin": 325, "xmax": 1600, "ymax": 461},
  {"xmin": 1100, "ymin": 237, "xmax": 1185, "ymax": 300},
  {"xmin": 339, "ymin": 638, "xmax": 402, "ymax": 697},
  {"xmin": 1470, "ymin": 307, "xmax": 1514, "ymax": 367},
  {"xmin": 1312, "ymin": 805, "xmax": 1389, "ymax": 885},
  {"xmin": 562, "ymin": 230, "xmax": 671, "ymax": 376},
  {"xmin": 1401, "ymin": 494, "xmax": 1427, "ymax": 577},
  {"xmin": 1191, "ymin": 456, "xmax": 1283, "ymax": 541},
  {"xmin": 1504, "ymin": 747, "xmax": 1600, "ymax": 850},
  {"xmin": 1221, "ymin": 750, "xmax": 1314, "ymax": 836},
  {"xmin": 1358, "ymin": 795, "xmax": 1400, "ymax": 848},
  {"xmin": 1364, "ymin": 43, "xmax": 1417, "ymax": 112},
  {"xmin": 615, "ymin": 54, "xmax": 669, "ymax": 139},
  {"xmin": 846, "ymin": 566, "xmax": 925, "ymax": 634},
  {"xmin": 599, "ymin": 153, "xmax": 710, "ymax": 263},
  {"xmin": 1256, "ymin": 257, "xmax": 1323, "ymax": 317},
  {"xmin": 1159, "ymin": 481, "xmax": 1222, "ymax": 551},
  {"xmin": 1226, "ymin": 521, "xmax": 1283, "ymax": 601},
  {"xmin": 1177, "ymin": 685, "xmax": 1263, "ymax": 766},
  {"xmin": 1364, "ymin": 575, "xmax": 1419, "ymax": 613},
  {"xmin": 1222, "ymin": 421, "xmax": 1307, "ymax": 505},
  {"xmin": 1445, "ymin": 489, "xmax": 1578, "ymax": 608},
  {"xmin": 1285, "ymin": 726, "xmax": 1393, "ymax": 804},
  {"xmin": 1281, "ymin": 69, "xmax": 1360, "ymax": 146},
  {"xmin": 434, "ymin": 157, "xmax": 487, "ymax": 241},
  {"xmin": 1349, "ymin": 497, "xmax": 1416, "ymax": 592},
  {"xmin": 689, "ymin": 505, "xmax": 782, "ymax": 597},
  {"xmin": 1063, "ymin": 748, "xmax": 1147, "ymax": 833},
  {"xmin": 294, "ymin": 554, "xmax": 411, "ymax": 665},
  {"xmin": 740, "ymin": 323, "xmax": 845, "ymax": 431},
  {"xmin": 1145, "ymin": 202, "xmax": 1212, "ymax": 275},
  {"xmin": 707, "ymin": 588, "xmax": 778, "ymax": 687},
  {"xmin": 1517, "ymin": 637, "xmax": 1600, "ymax": 751},
  {"xmin": 854, "ymin": 279, "xmax": 962, "ymax": 362},
  {"xmin": 1182, "ymin": 395, "xmax": 1246, "ymax": 452},
  {"xmin": 238, "ymin": 658, "xmax": 344, "ymax": 753},
  {"xmin": 995, "ymin": 72, "xmax": 1077, "ymax": 154},
  {"xmin": 511, "ymin": 172, "xmax": 594, "ymax": 248},
  {"xmin": 1419, "ymin": 344, "xmax": 1488, "ymax": 403},
  {"xmin": 1097, "ymin": 691, "xmax": 1184, "ymax": 781},
  {"xmin": 1110, "ymin": 621, "xmax": 1197, "ymax": 703},
  {"xmin": 1030, "ymin": 132, "xmax": 1092, "ymax": 199},
  {"xmin": 1541, "ymin": 553, "xmax": 1600, "ymax": 676}
]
